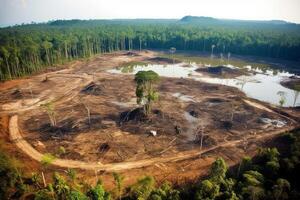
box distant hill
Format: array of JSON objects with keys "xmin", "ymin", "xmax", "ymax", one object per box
[
  {"xmin": 48, "ymin": 18, "xmax": 177, "ymax": 27},
  {"xmin": 179, "ymin": 15, "xmax": 297, "ymax": 28},
  {"xmin": 180, "ymin": 16, "xmax": 218, "ymax": 23},
  {"xmin": 4, "ymin": 16, "xmax": 298, "ymax": 29}
]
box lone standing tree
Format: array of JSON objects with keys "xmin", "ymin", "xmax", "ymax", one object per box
[
  {"xmin": 134, "ymin": 70, "xmax": 159, "ymax": 116},
  {"xmin": 170, "ymin": 47, "xmax": 176, "ymax": 63}
]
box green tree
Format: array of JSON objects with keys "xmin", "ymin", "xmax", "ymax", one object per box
[
  {"xmin": 195, "ymin": 180, "xmax": 220, "ymax": 200},
  {"xmin": 53, "ymin": 172, "xmax": 70, "ymax": 199},
  {"xmin": 42, "ymin": 41, "xmax": 53, "ymax": 65},
  {"xmin": 242, "ymin": 185, "xmax": 265, "ymax": 200},
  {"xmin": 241, "ymin": 170, "xmax": 265, "ymax": 200},
  {"xmin": 130, "ymin": 176, "xmax": 156, "ymax": 200},
  {"xmin": 237, "ymin": 156, "xmax": 253, "ymax": 178},
  {"xmin": 272, "ymin": 179, "xmax": 290, "ymax": 200},
  {"xmin": 134, "ymin": 70, "xmax": 160, "ymax": 116},
  {"xmin": 0, "ymin": 46, "xmax": 12, "ymax": 79},
  {"xmin": 209, "ymin": 157, "xmax": 227, "ymax": 183},
  {"xmin": 149, "ymin": 181, "xmax": 180, "ymax": 200},
  {"xmin": 87, "ymin": 182, "xmax": 111, "ymax": 200},
  {"xmin": 277, "ymin": 91, "xmax": 286, "ymax": 107},
  {"xmin": 0, "ymin": 151, "xmax": 20, "ymax": 199},
  {"xmin": 34, "ymin": 189, "xmax": 53, "ymax": 200},
  {"xmin": 41, "ymin": 153, "xmax": 56, "ymax": 187},
  {"xmin": 68, "ymin": 190, "xmax": 89, "ymax": 200},
  {"xmin": 41, "ymin": 102, "xmax": 57, "ymax": 127},
  {"xmin": 113, "ymin": 172, "xmax": 124, "ymax": 200},
  {"xmin": 169, "ymin": 47, "xmax": 176, "ymax": 63}
]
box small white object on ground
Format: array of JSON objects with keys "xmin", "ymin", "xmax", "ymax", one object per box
[{"xmin": 150, "ymin": 130, "xmax": 157, "ymax": 136}]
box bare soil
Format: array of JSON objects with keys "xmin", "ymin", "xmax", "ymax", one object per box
[
  {"xmin": 0, "ymin": 50, "xmax": 299, "ymax": 189},
  {"xmin": 281, "ymin": 76, "xmax": 300, "ymax": 90},
  {"xmin": 196, "ymin": 65, "xmax": 249, "ymax": 78}
]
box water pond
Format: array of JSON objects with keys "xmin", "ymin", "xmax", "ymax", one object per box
[{"xmin": 108, "ymin": 63, "xmax": 300, "ymax": 107}]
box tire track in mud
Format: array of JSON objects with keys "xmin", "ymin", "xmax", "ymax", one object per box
[
  {"xmin": 9, "ymin": 115, "xmax": 296, "ymax": 172},
  {"xmin": 0, "ymin": 73, "xmax": 93, "ymax": 114}
]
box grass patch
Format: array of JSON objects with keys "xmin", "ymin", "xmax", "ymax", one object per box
[
  {"xmin": 41, "ymin": 153, "xmax": 56, "ymax": 166},
  {"xmin": 117, "ymin": 61, "xmax": 149, "ymax": 73}
]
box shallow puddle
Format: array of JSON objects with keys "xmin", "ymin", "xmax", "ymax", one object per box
[{"xmin": 108, "ymin": 63, "xmax": 300, "ymax": 107}]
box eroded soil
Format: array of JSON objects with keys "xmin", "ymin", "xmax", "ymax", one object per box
[{"xmin": 0, "ymin": 50, "xmax": 299, "ymax": 189}]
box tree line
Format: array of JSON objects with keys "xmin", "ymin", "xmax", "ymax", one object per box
[
  {"xmin": 1, "ymin": 129, "xmax": 300, "ymax": 199},
  {"xmin": 1, "ymin": 19, "xmax": 300, "ymax": 80}
]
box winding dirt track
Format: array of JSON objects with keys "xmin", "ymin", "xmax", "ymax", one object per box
[
  {"xmin": 3, "ymin": 58, "xmax": 297, "ymax": 172},
  {"xmin": 9, "ymin": 115, "xmax": 296, "ymax": 171}
]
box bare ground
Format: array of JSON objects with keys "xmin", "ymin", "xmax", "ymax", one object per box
[{"xmin": 0, "ymin": 50, "xmax": 299, "ymax": 188}]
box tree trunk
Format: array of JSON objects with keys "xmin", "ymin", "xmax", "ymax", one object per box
[
  {"xmin": 139, "ymin": 38, "xmax": 142, "ymax": 51},
  {"xmin": 5, "ymin": 58, "xmax": 12, "ymax": 79},
  {"xmin": 41, "ymin": 171, "xmax": 46, "ymax": 187}
]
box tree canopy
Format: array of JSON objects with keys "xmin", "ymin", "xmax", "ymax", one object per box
[
  {"xmin": 1, "ymin": 18, "xmax": 300, "ymax": 80},
  {"xmin": 134, "ymin": 70, "xmax": 160, "ymax": 115}
]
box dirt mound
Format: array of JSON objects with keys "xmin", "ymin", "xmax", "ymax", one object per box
[
  {"xmin": 119, "ymin": 108, "xmax": 147, "ymax": 123},
  {"xmin": 185, "ymin": 104, "xmax": 204, "ymax": 118},
  {"xmin": 147, "ymin": 57, "xmax": 180, "ymax": 64},
  {"xmin": 281, "ymin": 77, "xmax": 300, "ymax": 90},
  {"xmin": 119, "ymin": 108, "xmax": 178, "ymax": 135},
  {"xmin": 196, "ymin": 66, "xmax": 246, "ymax": 78},
  {"xmin": 81, "ymin": 82, "xmax": 102, "ymax": 95},
  {"xmin": 124, "ymin": 51, "xmax": 140, "ymax": 56},
  {"xmin": 11, "ymin": 89, "xmax": 23, "ymax": 99}
]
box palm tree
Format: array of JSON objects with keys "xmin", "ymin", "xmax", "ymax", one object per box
[
  {"xmin": 42, "ymin": 41, "xmax": 53, "ymax": 65},
  {"xmin": 0, "ymin": 47, "xmax": 12, "ymax": 79}
]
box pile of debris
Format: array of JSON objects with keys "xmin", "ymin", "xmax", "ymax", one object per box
[{"xmin": 81, "ymin": 82, "xmax": 102, "ymax": 96}]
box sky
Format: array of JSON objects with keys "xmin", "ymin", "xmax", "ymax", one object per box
[{"xmin": 1, "ymin": 0, "xmax": 300, "ymax": 26}]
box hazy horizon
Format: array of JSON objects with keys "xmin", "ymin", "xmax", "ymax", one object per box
[{"xmin": 1, "ymin": 0, "xmax": 300, "ymax": 27}]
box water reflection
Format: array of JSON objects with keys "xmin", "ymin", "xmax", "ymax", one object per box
[{"xmin": 108, "ymin": 63, "xmax": 300, "ymax": 107}]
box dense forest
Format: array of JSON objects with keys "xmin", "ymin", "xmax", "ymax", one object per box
[
  {"xmin": 1, "ymin": 16, "xmax": 300, "ymax": 80},
  {"xmin": 1, "ymin": 129, "xmax": 300, "ymax": 199}
]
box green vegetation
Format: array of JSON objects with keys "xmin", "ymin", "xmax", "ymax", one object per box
[
  {"xmin": 0, "ymin": 151, "xmax": 24, "ymax": 199},
  {"xmin": 118, "ymin": 61, "xmax": 148, "ymax": 73},
  {"xmin": 1, "ymin": 129, "xmax": 300, "ymax": 199},
  {"xmin": 277, "ymin": 91, "xmax": 287, "ymax": 107},
  {"xmin": 41, "ymin": 102, "xmax": 57, "ymax": 127},
  {"xmin": 112, "ymin": 172, "xmax": 124, "ymax": 200},
  {"xmin": 41, "ymin": 153, "xmax": 56, "ymax": 166},
  {"xmin": 1, "ymin": 17, "xmax": 300, "ymax": 80},
  {"xmin": 134, "ymin": 70, "xmax": 160, "ymax": 115}
]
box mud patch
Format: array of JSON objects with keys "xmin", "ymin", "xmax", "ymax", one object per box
[
  {"xmin": 147, "ymin": 57, "xmax": 180, "ymax": 64},
  {"xmin": 281, "ymin": 77, "xmax": 300, "ymax": 90},
  {"xmin": 196, "ymin": 65, "xmax": 247, "ymax": 78},
  {"xmin": 124, "ymin": 51, "xmax": 140, "ymax": 57}
]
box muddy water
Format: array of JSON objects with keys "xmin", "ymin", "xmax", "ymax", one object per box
[{"xmin": 108, "ymin": 64, "xmax": 300, "ymax": 107}]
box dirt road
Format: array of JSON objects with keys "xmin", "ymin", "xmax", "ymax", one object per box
[
  {"xmin": 9, "ymin": 114, "xmax": 296, "ymax": 171},
  {"xmin": 3, "ymin": 51, "xmax": 299, "ymax": 173}
]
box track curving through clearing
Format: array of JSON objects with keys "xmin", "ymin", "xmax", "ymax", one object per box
[{"xmin": 9, "ymin": 114, "xmax": 296, "ymax": 171}]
